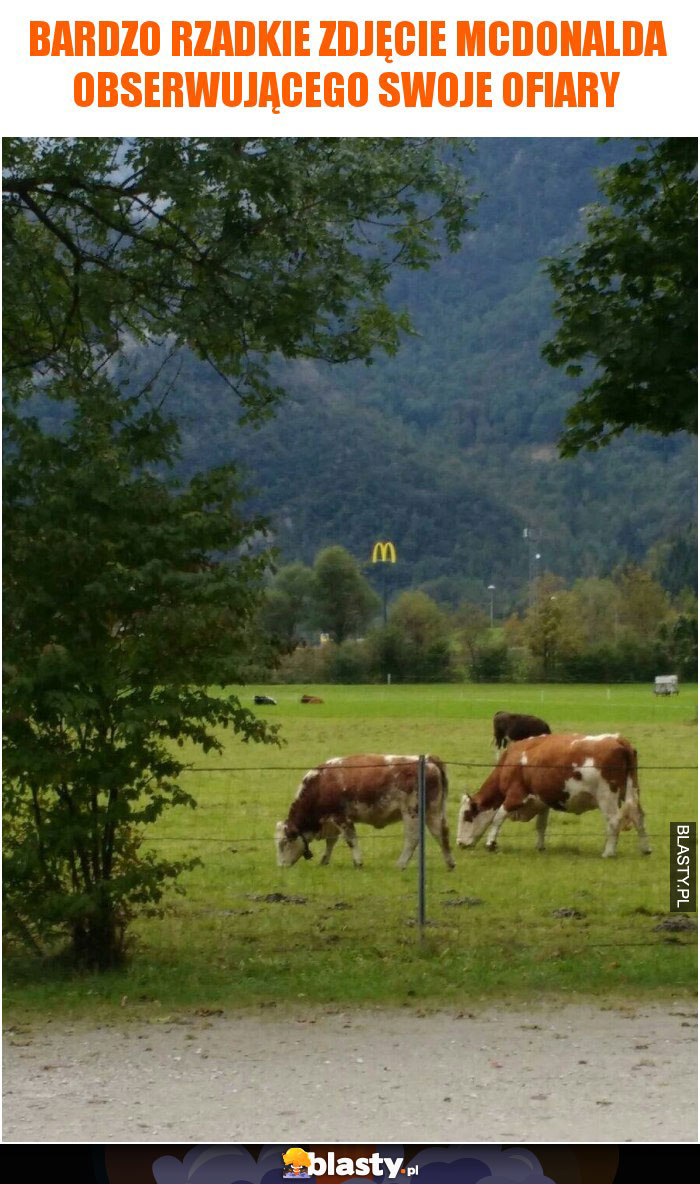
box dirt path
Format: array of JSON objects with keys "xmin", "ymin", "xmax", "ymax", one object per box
[{"xmin": 3, "ymin": 1002, "xmax": 696, "ymax": 1143}]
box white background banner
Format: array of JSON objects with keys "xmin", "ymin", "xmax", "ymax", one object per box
[{"xmin": 1, "ymin": 1, "xmax": 698, "ymax": 135}]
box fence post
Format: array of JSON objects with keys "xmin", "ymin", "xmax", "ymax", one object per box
[{"xmin": 418, "ymin": 753, "xmax": 426, "ymax": 935}]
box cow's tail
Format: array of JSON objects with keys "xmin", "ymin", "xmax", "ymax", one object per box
[
  {"xmin": 619, "ymin": 741, "xmax": 640, "ymax": 830},
  {"xmin": 426, "ymin": 754, "xmax": 449, "ymax": 813}
]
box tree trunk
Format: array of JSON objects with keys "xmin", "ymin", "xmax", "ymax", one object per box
[{"xmin": 71, "ymin": 893, "xmax": 125, "ymax": 970}]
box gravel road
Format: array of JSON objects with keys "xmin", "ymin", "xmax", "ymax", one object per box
[{"xmin": 3, "ymin": 1002, "xmax": 696, "ymax": 1143}]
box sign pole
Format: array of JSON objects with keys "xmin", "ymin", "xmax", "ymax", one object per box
[{"xmin": 371, "ymin": 540, "xmax": 397, "ymax": 683}]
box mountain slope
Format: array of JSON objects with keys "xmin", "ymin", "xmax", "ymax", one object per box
[{"xmin": 164, "ymin": 138, "xmax": 697, "ymax": 606}]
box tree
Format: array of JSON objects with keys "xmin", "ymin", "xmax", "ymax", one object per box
[
  {"xmin": 3, "ymin": 387, "xmax": 278, "ymax": 968},
  {"xmin": 543, "ymin": 138, "xmax": 697, "ymax": 455},
  {"xmin": 522, "ymin": 576, "xmax": 584, "ymax": 680},
  {"xmin": 374, "ymin": 591, "xmax": 455, "ymax": 682},
  {"xmin": 261, "ymin": 562, "xmax": 315, "ymax": 649},
  {"xmin": 310, "ymin": 547, "xmax": 380, "ymax": 644},
  {"xmin": 3, "ymin": 138, "xmax": 475, "ymax": 967},
  {"xmin": 658, "ymin": 614, "xmax": 698, "ymax": 680},
  {"xmin": 568, "ymin": 577, "xmax": 622, "ymax": 645},
  {"xmin": 615, "ymin": 565, "xmax": 671, "ymax": 641},
  {"xmin": 453, "ymin": 602, "xmax": 490, "ymax": 658},
  {"xmin": 3, "ymin": 137, "xmax": 475, "ymax": 418},
  {"xmin": 648, "ymin": 529, "xmax": 699, "ymax": 597}
]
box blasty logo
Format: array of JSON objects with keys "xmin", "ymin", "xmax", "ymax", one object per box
[
  {"xmin": 282, "ymin": 1151, "xmax": 415, "ymax": 1179},
  {"xmin": 282, "ymin": 1150, "xmax": 312, "ymax": 1178}
]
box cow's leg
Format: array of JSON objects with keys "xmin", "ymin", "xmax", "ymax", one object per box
[
  {"xmin": 598, "ymin": 789, "xmax": 623, "ymax": 857},
  {"xmin": 635, "ymin": 808, "xmax": 652, "ymax": 856},
  {"xmin": 341, "ymin": 822, "xmax": 363, "ymax": 867},
  {"xmin": 535, "ymin": 807, "xmax": 549, "ymax": 852},
  {"xmin": 426, "ymin": 805, "xmax": 456, "ymax": 869},
  {"xmin": 624, "ymin": 798, "xmax": 652, "ymax": 855},
  {"xmin": 397, "ymin": 811, "xmax": 419, "ymax": 869},
  {"xmin": 484, "ymin": 805, "xmax": 509, "ymax": 851},
  {"xmin": 320, "ymin": 832, "xmax": 339, "ymax": 866}
]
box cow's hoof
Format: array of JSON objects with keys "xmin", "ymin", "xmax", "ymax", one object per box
[
  {"xmin": 486, "ymin": 843, "xmax": 498, "ymax": 853},
  {"xmin": 641, "ymin": 848, "xmax": 652, "ymax": 856}
]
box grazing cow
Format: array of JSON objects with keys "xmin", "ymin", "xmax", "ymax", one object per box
[
  {"xmin": 254, "ymin": 695, "xmax": 277, "ymax": 706},
  {"xmin": 493, "ymin": 710, "xmax": 551, "ymax": 749},
  {"xmin": 457, "ymin": 733, "xmax": 651, "ymax": 858},
  {"xmin": 300, "ymin": 694, "xmax": 324, "ymax": 704},
  {"xmin": 275, "ymin": 754, "xmax": 455, "ymax": 869}
]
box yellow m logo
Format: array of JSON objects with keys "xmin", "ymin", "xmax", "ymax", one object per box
[{"xmin": 372, "ymin": 541, "xmax": 397, "ymax": 563}]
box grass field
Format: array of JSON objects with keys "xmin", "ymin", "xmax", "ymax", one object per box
[{"xmin": 5, "ymin": 683, "xmax": 697, "ymax": 1019}]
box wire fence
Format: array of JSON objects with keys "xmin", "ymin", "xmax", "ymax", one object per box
[
  {"xmin": 138, "ymin": 756, "xmax": 697, "ymax": 951},
  {"xmin": 144, "ymin": 756, "xmax": 697, "ymax": 843},
  {"xmin": 147, "ymin": 758, "xmax": 697, "ymax": 834},
  {"xmin": 188, "ymin": 761, "xmax": 699, "ymax": 771}
]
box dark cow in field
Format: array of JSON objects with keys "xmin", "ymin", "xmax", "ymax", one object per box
[
  {"xmin": 493, "ymin": 710, "xmax": 551, "ymax": 749},
  {"xmin": 275, "ymin": 754, "xmax": 455, "ymax": 869},
  {"xmin": 457, "ymin": 732, "xmax": 651, "ymax": 858},
  {"xmin": 300, "ymin": 694, "xmax": 324, "ymax": 704},
  {"xmin": 254, "ymin": 695, "xmax": 277, "ymax": 706}
]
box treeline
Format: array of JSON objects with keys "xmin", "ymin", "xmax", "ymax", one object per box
[{"xmin": 260, "ymin": 546, "xmax": 698, "ymax": 684}]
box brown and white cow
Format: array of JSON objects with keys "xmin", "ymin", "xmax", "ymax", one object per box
[
  {"xmin": 457, "ymin": 733, "xmax": 651, "ymax": 858},
  {"xmin": 275, "ymin": 754, "xmax": 455, "ymax": 869}
]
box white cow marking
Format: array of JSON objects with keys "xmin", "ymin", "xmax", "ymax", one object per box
[
  {"xmin": 295, "ymin": 770, "xmax": 317, "ymax": 798},
  {"xmin": 580, "ymin": 733, "xmax": 620, "ymax": 742},
  {"xmin": 563, "ymin": 768, "xmax": 600, "ymax": 813}
]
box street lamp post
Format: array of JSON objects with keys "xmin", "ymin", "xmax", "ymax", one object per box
[
  {"xmin": 524, "ymin": 527, "xmax": 541, "ymax": 604},
  {"xmin": 487, "ymin": 584, "xmax": 496, "ymax": 627}
]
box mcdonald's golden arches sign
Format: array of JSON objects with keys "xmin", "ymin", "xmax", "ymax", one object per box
[{"xmin": 371, "ymin": 540, "xmax": 397, "ymax": 563}]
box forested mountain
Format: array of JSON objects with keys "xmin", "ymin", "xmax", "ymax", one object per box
[{"xmin": 160, "ymin": 139, "xmax": 697, "ymax": 611}]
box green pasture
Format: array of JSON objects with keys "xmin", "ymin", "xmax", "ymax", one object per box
[{"xmin": 6, "ymin": 683, "xmax": 697, "ymax": 1019}]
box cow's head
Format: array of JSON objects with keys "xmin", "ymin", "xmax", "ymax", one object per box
[
  {"xmin": 275, "ymin": 820, "xmax": 313, "ymax": 867},
  {"xmin": 456, "ymin": 793, "xmax": 497, "ymax": 848}
]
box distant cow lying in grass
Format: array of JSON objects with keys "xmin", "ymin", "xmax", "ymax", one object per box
[
  {"xmin": 300, "ymin": 694, "xmax": 324, "ymax": 704},
  {"xmin": 492, "ymin": 710, "xmax": 551, "ymax": 749},
  {"xmin": 457, "ymin": 732, "xmax": 651, "ymax": 858},
  {"xmin": 275, "ymin": 754, "xmax": 455, "ymax": 869},
  {"xmin": 254, "ymin": 695, "xmax": 277, "ymax": 706}
]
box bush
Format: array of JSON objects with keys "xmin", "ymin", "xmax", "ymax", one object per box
[
  {"xmin": 272, "ymin": 644, "xmax": 330, "ymax": 684},
  {"xmin": 325, "ymin": 640, "xmax": 374, "ymax": 684},
  {"xmin": 470, "ymin": 639, "xmax": 513, "ymax": 682}
]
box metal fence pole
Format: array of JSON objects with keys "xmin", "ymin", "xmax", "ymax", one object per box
[{"xmin": 418, "ymin": 753, "xmax": 426, "ymax": 935}]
